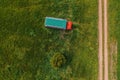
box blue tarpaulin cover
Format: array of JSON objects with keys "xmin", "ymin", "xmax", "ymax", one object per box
[{"xmin": 45, "ymin": 17, "xmax": 67, "ymax": 29}]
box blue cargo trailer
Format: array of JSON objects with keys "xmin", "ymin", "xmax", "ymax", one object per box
[{"xmin": 45, "ymin": 17, "xmax": 72, "ymax": 30}]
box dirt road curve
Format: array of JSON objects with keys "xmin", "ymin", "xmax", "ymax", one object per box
[
  {"xmin": 98, "ymin": 0, "xmax": 103, "ymax": 80},
  {"xmin": 98, "ymin": 0, "xmax": 108, "ymax": 80}
]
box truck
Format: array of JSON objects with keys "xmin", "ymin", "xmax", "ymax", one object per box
[{"xmin": 45, "ymin": 17, "xmax": 72, "ymax": 30}]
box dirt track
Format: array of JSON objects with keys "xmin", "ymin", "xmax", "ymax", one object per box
[
  {"xmin": 103, "ymin": 0, "xmax": 108, "ymax": 80},
  {"xmin": 98, "ymin": 0, "xmax": 103, "ymax": 80},
  {"xmin": 98, "ymin": 0, "xmax": 108, "ymax": 80}
]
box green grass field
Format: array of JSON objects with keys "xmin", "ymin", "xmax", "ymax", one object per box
[
  {"xmin": 108, "ymin": 0, "xmax": 120, "ymax": 79},
  {"xmin": 0, "ymin": 0, "xmax": 98, "ymax": 80}
]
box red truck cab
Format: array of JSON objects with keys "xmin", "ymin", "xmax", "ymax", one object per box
[{"xmin": 66, "ymin": 21, "xmax": 72, "ymax": 30}]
